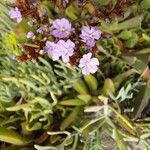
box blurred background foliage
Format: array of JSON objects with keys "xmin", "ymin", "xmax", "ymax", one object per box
[{"xmin": 0, "ymin": 0, "xmax": 150, "ymax": 149}]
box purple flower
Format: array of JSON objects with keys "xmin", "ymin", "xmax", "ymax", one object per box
[
  {"xmin": 79, "ymin": 53, "xmax": 99, "ymax": 75},
  {"xmin": 57, "ymin": 39, "xmax": 75, "ymax": 63},
  {"xmin": 27, "ymin": 31, "xmax": 35, "ymax": 39},
  {"xmin": 44, "ymin": 41, "xmax": 61, "ymax": 61},
  {"xmin": 9, "ymin": 7, "xmax": 22, "ymax": 23},
  {"xmin": 37, "ymin": 27, "xmax": 44, "ymax": 34},
  {"xmin": 86, "ymin": 39, "xmax": 96, "ymax": 48},
  {"xmin": 44, "ymin": 39, "xmax": 75, "ymax": 63},
  {"xmin": 80, "ymin": 26, "xmax": 101, "ymax": 48},
  {"xmin": 51, "ymin": 18, "xmax": 73, "ymax": 39}
]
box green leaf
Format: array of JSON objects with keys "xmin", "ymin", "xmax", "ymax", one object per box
[
  {"xmin": 122, "ymin": 53, "xmax": 150, "ymax": 73},
  {"xmin": 132, "ymin": 83, "xmax": 150, "ymax": 119},
  {"xmin": 60, "ymin": 107, "xmax": 82, "ymax": 130},
  {"xmin": 100, "ymin": 19, "xmax": 118, "ymax": 31},
  {"xmin": 142, "ymin": 34, "xmax": 150, "ymax": 41},
  {"xmin": 125, "ymin": 33, "xmax": 138, "ymax": 48},
  {"xmin": 77, "ymin": 94, "xmax": 92, "ymax": 103},
  {"xmin": 65, "ymin": 4, "xmax": 80, "ymax": 20},
  {"xmin": 113, "ymin": 69, "xmax": 136, "ymax": 89},
  {"xmin": 101, "ymin": 15, "xmax": 143, "ymax": 31},
  {"xmin": 118, "ymin": 31, "xmax": 132, "ymax": 40},
  {"xmin": 111, "ymin": 107, "xmax": 136, "ymax": 135},
  {"xmin": 84, "ymin": 75, "xmax": 98, "ymax": 90},
  {"xmin": 26, "ymin": 122, "xmax": 42, "ymax": 131},
  {"xmin": 59, "ymin": 99, "xmax": 86, "ymax": 106},
  {"xmin": 0, "ymin": 127, "xmax": 30, "ymax": 145},
  {"xmin": 103, "ymin": 78, "xmax": 115, "ymax": 96},
  {"xmin": 113, "ymin": 129, "xmax": 129, "ymax": 150},
  {"xmin": 130, "ymin": 58, "xmax": 148, "ymax": 73},
  {"xmin": 73, "ymin": 79, "xmax": 88, "ymax": 94},
  {"xmin": 140, "ymin": 0, "xmax": 150, "ymax": 10},
  {"xmin": 117, "ymin": 15, "xmax": 143, "ymax": 30},
  {"xmin": 136, "ymin": 48, "xmax": 150, "ymax": 54},
  {"xmin": 6, "ymin": 104, "xmax": 29, "ymax": 111}
]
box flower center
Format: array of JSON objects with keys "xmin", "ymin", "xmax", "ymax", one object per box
[
  {"xmin": 89, "ymin": 33, "xmax": 94, "ymax": 38},
  {"xmin": 60, "ymin": 27, "xmax": 65, "ymax": 32},
  {"xmin": 64, "ymin": 47, "xmax": 68, "ymax": 53}
]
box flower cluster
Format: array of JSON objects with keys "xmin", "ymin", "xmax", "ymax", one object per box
[
  {"xmin": 9, "ymin": 7, "xmax": 101, "ymax": 75},
  {"xmin": 44, "ymin": 39, "xmax": 75, "ymax": 63}
]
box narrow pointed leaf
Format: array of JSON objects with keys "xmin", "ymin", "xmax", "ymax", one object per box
[
  {"xmin": 73, "ymin": 79, "xmax": 88, "ymax": 94},
  {"xmin": 60, "ymin": 107, "xmax": 82, "ymax": 130},
  {"xmin": 59, "ymin": 99, "xmax": 86, "ymax": 106},
  {"xmin": 132, "ymin": 83, "xmax": 150, "ymax": 119},
  {"xmin": 84, "ymin": 75, "xmax": 98, "ymax": 90},
  {"xmin": 0, "ymin": 127, "xmax": 30, "ymax": 145}
]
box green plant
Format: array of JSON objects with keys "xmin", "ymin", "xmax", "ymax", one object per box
[{"xmin": 0, "ymin": 0, "xmax": 150, "ymax": 149}]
